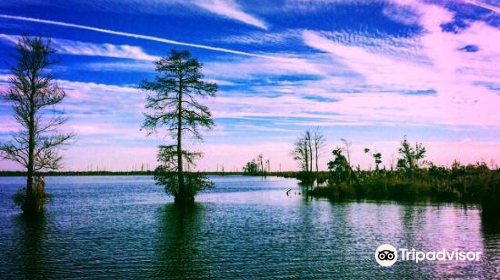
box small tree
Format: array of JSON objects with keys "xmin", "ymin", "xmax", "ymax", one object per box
[
  {"xmin": 0, "ymin": 36, "xmax": 73, "ymax": 214},
  {"xmin": 328, "ymin": 148, "xmax": 353, "ymax": 184},
  {"xmin": 141, "ymin": 49, "xmax": 216, "ymax": 204},
  {"xmin": 364, "ymin": 148, "xmax": 382, "ymax": 171},
  {"xmin": 243, "ymin": 154, "xmax": 269, "ymax": 175},
  {"xmin": 397, "ymin": 136, "xmax": 427, "ymax": 177},
  {"xmin": 243, "ymin": 158, "xmax": 259, "ymax": 175}
]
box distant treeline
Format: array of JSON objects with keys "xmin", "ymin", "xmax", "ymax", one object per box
[
  {"xmin": 0, "ymin": 170, "xmax": 305, "ymax": 177},
  {"xmin": 0, "ymin": 170, "xmax": 155, "ymax": 177}
]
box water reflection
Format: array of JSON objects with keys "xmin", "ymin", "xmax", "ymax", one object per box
[
  {"xmin": 481, "ymin": 216, "xmax": 500, "ymax": 235},
  {"xmin": 154, "ymin": 203, "xmax": 206, "ymax": 280},
  {"xmin": 481, "ymin": 218, "xmax": 500, "ymax": 278},
  {"xmin": 13, "ymin": 214, "xmax": 48, "ymax": 280},
  {"xmin": 0, "ymin": 176, "xmax": 499, "ymax": 280}
]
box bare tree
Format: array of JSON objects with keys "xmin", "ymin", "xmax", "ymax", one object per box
[
  {"xmin": 256, "ymin": 154, "xmax": 264, "ymax": 174},
  {"xmin": 305, "ymin": 130, "xmax": 313, "ymax": 173},
  {"xmin": 141, "ymin": 49, "xmax": 216, "ymax": 204},
  {"xmin": 340, "ymin": 138, "xmax": 352, "ymax": 166},
  {"xmin": 292, "ymin": 136, "xmax": 309, "ymax": 172},
  {"xmin": 0, "ymin": 36, "xmax": 73, "ymax": 214},
  {"xmin": 339, "ymin": 138, "xmax": 353, "ymax": 184},
  {"xmin": 313, "ymin": 128, "xmax": 326, "ymax": 176},
  {"xmin": 292, "ymin": 130, "xmax": 316, "ymax": 177}
]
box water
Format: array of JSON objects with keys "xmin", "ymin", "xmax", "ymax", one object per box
[{"xmin": 0, "ymin": 175, "xmax": 499, "ymax": 280}]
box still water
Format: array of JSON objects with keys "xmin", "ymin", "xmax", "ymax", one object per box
[{"xmin": 0, "ymin": 175, "xmax": 499, "ymax": 279}]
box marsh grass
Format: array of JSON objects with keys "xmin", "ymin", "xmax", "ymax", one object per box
[{"xmin": 309, "ymin": 163, "xmax": 500, "ymax": 222}]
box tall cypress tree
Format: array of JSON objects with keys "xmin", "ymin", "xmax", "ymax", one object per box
[
  {"xmin": 0, "ymin": 36, "xmax": 73, "ymax": 214},
  {"xmin": 141, "ymin": 49, "xmax": 217, "ymax": 204}
]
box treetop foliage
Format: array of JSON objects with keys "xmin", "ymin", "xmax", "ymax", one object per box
[{"xmin": 141, "ymin": 49, "xmax": 217, "ymax": 141}]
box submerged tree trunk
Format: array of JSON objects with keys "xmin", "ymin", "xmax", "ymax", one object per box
[
  {"xmin": 304, "ymin": 145, "xmax": 309, "ymax": 173},
  {"xmin": 315, "ymin": 145, "xmax": 319, "ymax": 181},
  {"xmin": 176, "ymin": 80, "xmax": 189, "ymax": 204},
  {"xmin": 23, "ymin": 82, "xmax": 37, "ymax": 214},
  {"xmin": 309, "ymin": 140, "xmax": 313, "ymax": 175}
]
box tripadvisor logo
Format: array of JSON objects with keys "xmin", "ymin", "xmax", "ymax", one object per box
[
  {"xmin": 375, "ymin": 244, "xmax": 398, "ymax": 266},
  {"xmin": 375, "ymin": 244, "xmax": 482, "ymax": 267}
]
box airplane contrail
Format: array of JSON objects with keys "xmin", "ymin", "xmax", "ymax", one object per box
[
  {"xmin": 462, "ymin": 0, "xmax": 500, "ymax": 13},
  {"xmin": 0, "ymin": 14, "xmax": 275, "ymax": 59}
]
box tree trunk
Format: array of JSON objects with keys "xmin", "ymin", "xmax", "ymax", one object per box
[
  {"xmin": 304, "ymin": 145, "xmax": 309, "ymax": 173},
  {"xmin": 175, "ymin": 79, "xmax": 193, "ymax": 205},
  {"xmin": 177, "ymin": 82, "xmax": 185, "ymax": 202},
  {"xmin": 315, "ymin": 145, "xmax": 319, "ymax": 181},
  {"xmin": 23, "ymin": 82, "xmax": 37, "ymax": 215},
  {"xmin": 309, "ymin": 141, "xmax": 313, "ymax": 175}
]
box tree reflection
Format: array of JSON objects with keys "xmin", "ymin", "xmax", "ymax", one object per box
[
  {"xmin": 13, "ymin": 213, "xmax": 48, "ymax": 280},
  {"xmin": 154, "ymin": 203, "xmax": 206, "ymax": 280},
  {"xmin": 481, "ymin": 216, "xmax": 500, "ymax": 280}
]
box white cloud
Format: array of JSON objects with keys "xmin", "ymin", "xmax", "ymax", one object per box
[
  {"xmin": 53, "ymin": 39, "xmax": 159, "ymax": 61},
  {"xmin": 0, "ymin": 33, "xmax": 158, "ymax": 60},
  {"xmin": 193, "ymin": 0, "xmax": 268, "ymax": 30}
]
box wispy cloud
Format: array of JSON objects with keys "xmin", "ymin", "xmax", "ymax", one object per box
[
  {"xmin": 193, "ymin": 0, "xmax": 267, "ymax": 30},
  {"xmin": 53, "ymin": 40, "xmax": 158, "ymax": 61},
  {"xmin": 79, "ymin": 50, "xmax": 328, "ymax": 79},
  {"xmin": 82, "ymin": 61, "xmax": 155, "ymax": 72},
  {"xmin": 204, "ymin": 54, "xmax": 325, "ymax": 78},
  {"xmin": 217, "ymin": 29, "xmax": 300, "ymax": 45},
  {"xmin": 0, "ymin": 14, "xmax": 272, "ymax": 58},
  {"xmin": 0, "ymin": 34, "xmax": 158, "ymax": 60}
]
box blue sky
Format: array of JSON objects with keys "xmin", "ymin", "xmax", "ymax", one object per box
[{"xmin": 0, "ymin": 0, "xmax": 500, "ymax": 171}]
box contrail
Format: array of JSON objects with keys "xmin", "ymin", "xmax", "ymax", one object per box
[
  {"xmin": 462, "ymin": 0, "xmax": 500, "ymax": 13},
  {"xmin": 0, "ymin": 14, "xmax": 275, "ymax": 59}
]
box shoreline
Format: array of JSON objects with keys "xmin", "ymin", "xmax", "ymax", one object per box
[{"xmin": 0, "ymin": 171, "xmax": 304, "ymax": 177}]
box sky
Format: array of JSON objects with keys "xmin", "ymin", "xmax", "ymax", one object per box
[{"xmin": 0, "ymin": 0, "xmax": 499, "ymax": 172}]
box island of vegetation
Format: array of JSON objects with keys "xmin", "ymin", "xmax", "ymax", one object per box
[{"xmin": 260, "ymin": 131, "xmax": 500, "ymax": 223}]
